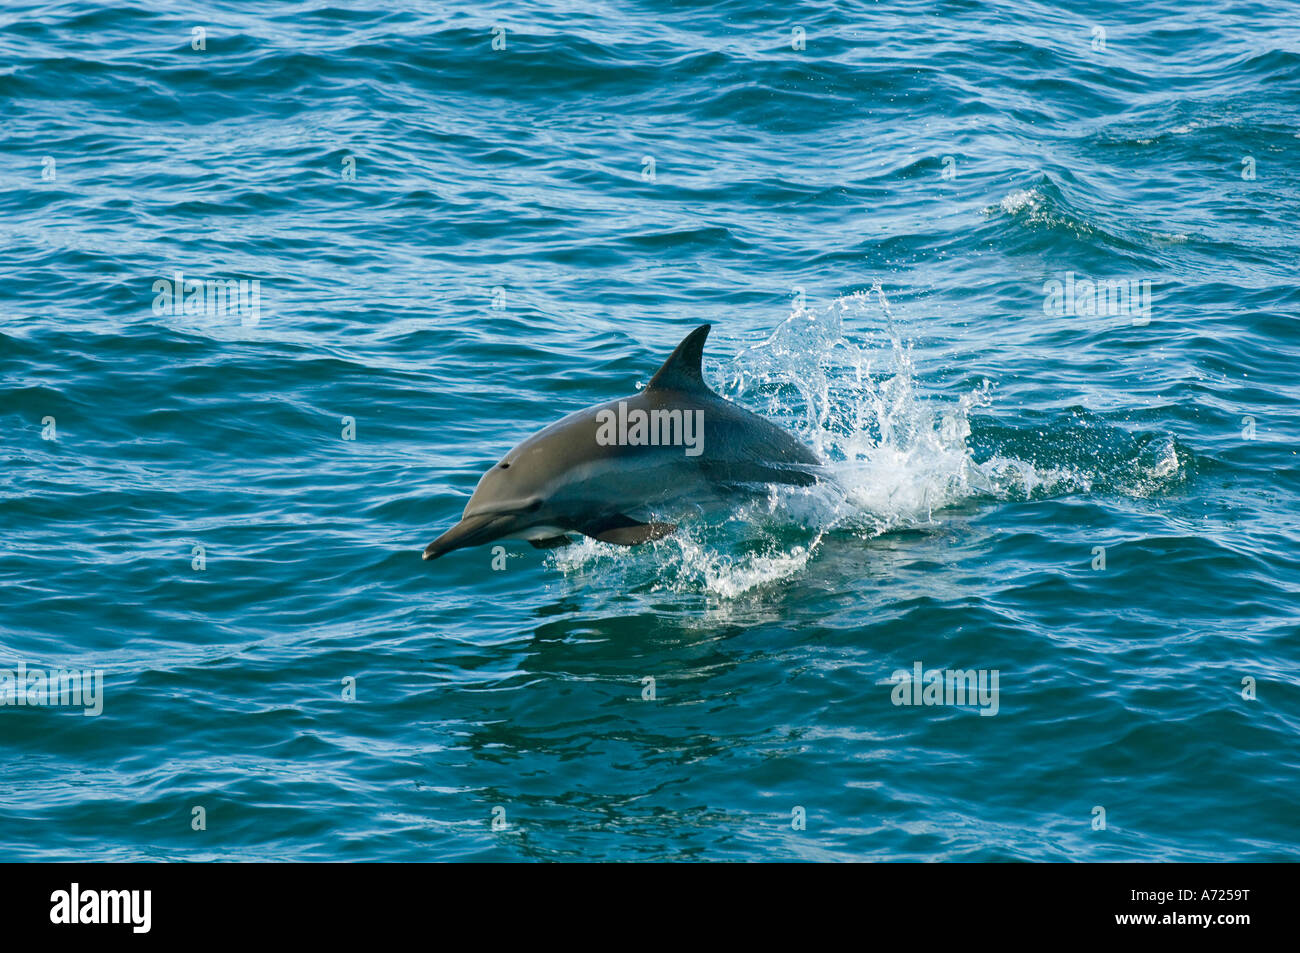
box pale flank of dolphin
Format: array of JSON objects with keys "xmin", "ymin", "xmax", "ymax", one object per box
[{"xmin": 422, "ymin": 324, "xmax": 823, "ymax": 560}]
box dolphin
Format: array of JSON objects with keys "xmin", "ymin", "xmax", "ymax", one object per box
[{"xmin": 423, "ymin": 324, "xmax": 822, "ymax": 560}]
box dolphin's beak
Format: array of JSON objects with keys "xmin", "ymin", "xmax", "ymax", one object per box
[{"xmin": 422, "ymin": 512, "xmax": 513, "ymax": 561}]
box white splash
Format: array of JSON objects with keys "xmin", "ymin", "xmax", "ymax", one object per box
[
  {"xmin": 548, "ymin": 287, "xmax": 1184, "ymax": 598},
  {"xmin": 995, "ymin": 188, "xmax": 1044, "ymax": 216},
  {"xmin": 551, "ymin": 287, "xmax": 993, "ymax": 596}
]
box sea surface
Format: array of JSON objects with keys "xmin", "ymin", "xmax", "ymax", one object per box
[{"xmin": 1, "ymin": 0, "xmax": 1297, "ymax": 861}]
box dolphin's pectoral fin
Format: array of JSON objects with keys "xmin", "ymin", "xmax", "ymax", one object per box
[
  {"xmin": 529, "ymin": 536, "xmax": 572, "ymax": 549},
  {"xmin": 582, "ymin": 514, "xmax": 677, "ymax": 546}
]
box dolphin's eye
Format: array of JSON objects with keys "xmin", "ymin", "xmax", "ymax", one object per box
[
  {"xmin": 524, "ymin": 500, "xmax": 542, "ymax": 512},
  {"xmin": 498, "ymin": 461, "xmax": 510, "ymax": 469}
]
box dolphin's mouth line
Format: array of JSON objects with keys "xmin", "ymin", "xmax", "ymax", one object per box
[
  {"xmin": 458, "ymin": 496, "xmax": 544, "ymax": 520},
  {"xmin": 422, "ymin": 512, "xmax": 515, "ymax": 561}
]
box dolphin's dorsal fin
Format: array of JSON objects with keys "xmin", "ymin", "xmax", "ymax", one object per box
[{"xmin": 646, "ymin": 324, "xmax": 712, "ymax": 393}]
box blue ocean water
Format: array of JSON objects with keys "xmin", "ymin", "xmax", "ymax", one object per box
[{"xmin": 1, "ymin": 0, "xmax": 1297, "ymax": 862}]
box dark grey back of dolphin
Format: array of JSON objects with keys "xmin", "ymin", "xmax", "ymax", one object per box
[{"xmin": 423, "ymin": 324, "xmax": 822, "ymax": 561}]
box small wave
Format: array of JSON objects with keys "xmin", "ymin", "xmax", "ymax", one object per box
[
  {"xmin": 996, "ymin": 188, "xmax": 1044, "ymax": 216},
  {"xmin": 983, "ymin": 178, "xmax": 1104, "ymax": 241}
]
